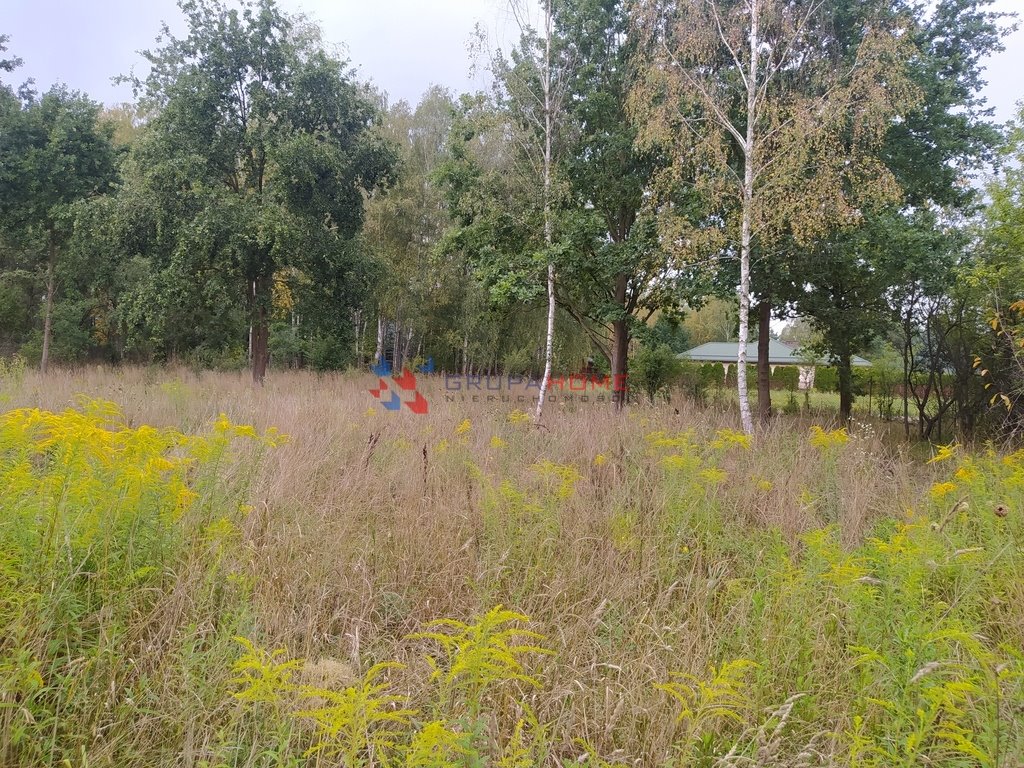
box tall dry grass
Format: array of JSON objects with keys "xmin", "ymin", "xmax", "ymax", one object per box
[{"xmin": 1, "ymin": 367, "xmax": 1021, "ymax": 766}]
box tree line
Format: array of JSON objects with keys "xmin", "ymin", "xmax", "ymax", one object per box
[{"xmin": 0, "ymin": 0, "xmax": 1021, "ymax": 439}]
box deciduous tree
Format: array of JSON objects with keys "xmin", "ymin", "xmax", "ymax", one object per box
[
  {"xmin": 129, "ymin": 0, "xmax": 394, "ymax": 383},
  {"xmin": 0, "ymin": 85, "xmax": 118, "ymax": 372},
  {"xmin": 633, "ymin": 0, "xmax": 915, "ymax": 432}
]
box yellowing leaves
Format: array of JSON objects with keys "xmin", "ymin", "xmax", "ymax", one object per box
[
  {"xmin": 656, "ymin": 659, "xmax": 759, "ymax": 729},
  {"xmin": 407, "ymin": 605, "xmax": 552, "ymax": 704}
]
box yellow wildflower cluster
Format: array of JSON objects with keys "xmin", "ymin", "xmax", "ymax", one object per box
[
  {"xmin": 809, "ymin": 425, "xmax": 850, "ymax": 450},
  {"xmin": 646, "ymin": 429, "xmax": 697, "ymax": 451},
  {"xmin": 531, "ymin": 460, "xmax": 582, "ymax": 499},
  {"xmin": 929, "ymin": 482, "xmax": 958, "ymax": 501},
  {"xmin": 699, "ymin": 467, "xmax": 728, "ymax": 485},
  {"xmin": 1, "ymin": 399, "xmax": 280, "ymax": 554},
  {"xmin": 710, "ymin": 428, "xmax": 752, "ymax": 451},
  {"xmin": 507, "ymin": 409, "xmax": 531, "ymax": 425},
  {"xmin": 231, "ymin": 607, "xmax": 551, "ymax": 764},
  {"xmin": 661, "ymin": 453, "xmax": 701, "ymax": 472},
  {"xmin": 927, "ymin": 443, "xmax": 958, "ymax": 464}
]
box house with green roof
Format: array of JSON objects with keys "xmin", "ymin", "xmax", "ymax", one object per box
[{"xmin": 678, "ymin": 339, "xmax": 870, "ymax": 390}]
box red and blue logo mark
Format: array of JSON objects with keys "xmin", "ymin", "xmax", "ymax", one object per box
[{"xmin": 369, "ymin": 361, "xmax": 429, "ymax": 414}]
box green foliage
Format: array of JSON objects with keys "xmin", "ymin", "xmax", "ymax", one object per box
[
  {"xmin": 630, "ymin": 343, "xmax": 683, "ymax": 403},
  {"xmin": 116, "ymin": 0, "xmax": 394, "ymax": 381},
  {"xmin": 0, "ymin": 399, "xmax": 279, "ymax": 764},
  {"xmin": 677, "ymin": 362, "xmax": 722, "ymax": 403},
  {"xmin": 0, "ymin": 83, "xmax": 118, "ymax": 368},
  {"xmin": 656, "ymin": 659, "xmax": 759, "ymax": 756},
  {"xmin": 815, "ymin": 366, "xmax": 839, "ymax": 393},
  {"xmin": 408, "ymin": 605, "xmax": 552, "ymax": 713},
  {"xmin": 231, "ymin": 637, "xmax": 304, "ymax": 709},
  {"xmin": 296, "ymin": 662, "xmax": 416, "ymax": 764}
]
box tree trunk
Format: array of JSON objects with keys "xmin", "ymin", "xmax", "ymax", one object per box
[
  {"xmin": 374, "ymin": 314, "xmax": 385, "ymax": 366},
  {"xmin": 392, "ymin": 311, "xmax": 401, "ymax": 371},
  {"xmin": 756, "ymin": 297, "xmax": 772, "ymax": 423},
  {"xmin": 838, "ymin": 352, "xmax": 853, "ymax": 425},
  {"xmin": 534, "ymin": 0, "xmax": 556, "ymax": 424},
  {"xmin": 736, "ymin": 0, "xmax": 759, "ymax": 436},
  {"xmin": 902, "ymin": 311, "xmax": 912, "ymax": 439},
  {"xmin": 535, "ymin": 263, "xmax": 557, "ymax": 420},
  {"xmin": 401, "ymin": 326, "xmax": 414, "ymax": 370},
  {"xmin": 40, "ymin": 231, "xmax": 56, "ymax": 375},
  {"xmin": 251, "ymin": 275, "xmax": 270, "ymax": 385},
  {"xmin": 611, "ymin": 273, "xmax": 630, "ymax": 409},
  {"xmin": 353, "ymin": 310, "xmax": 362, "ymax": 365}
]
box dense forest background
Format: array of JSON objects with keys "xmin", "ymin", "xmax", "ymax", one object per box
[{"xmin": 0, "ymin": 0, "xmax": 1022, "ymax": 439}]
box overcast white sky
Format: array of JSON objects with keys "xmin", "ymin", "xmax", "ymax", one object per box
[{"xmin": 3, "ymin": 0, "xmax": 1023, "ymax": 120}]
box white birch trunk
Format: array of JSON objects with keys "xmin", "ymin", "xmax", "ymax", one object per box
[
  {"xmin": 534, "ymin": 0, "xmax": 556, "ymax": 424},
  {"xmin": 374, "ymin": 314, "xmax": 385, "ymax": 366},
  {"xmin": 736, "ymin": 0, "xmax": 759, "ymax": 436}
]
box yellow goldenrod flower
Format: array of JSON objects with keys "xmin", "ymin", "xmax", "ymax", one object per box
[
  {"xmin": 809, "ymin": 425, "xmax": 849, "ymax": 450},
  {"xmin": 927, "ymin": 443, "xmax": 957, "ymax": 464},
  {"xmin": 954, "ymin": 464, "xmax": 977, "ymax": 483},
  {"xmin": 711, "ymin": 428, "xmax": 752, "ymax": 451},
  {"xmin": 700, "ymin": 467, "xmax": 728, "ymax": 485},
  {"xmin": 929, "ymin": 481, "xmax": 958, "ymax": 501},
  {"xmin": 507, "ymin": 409, "xmax": 531, "ymax": 425}
]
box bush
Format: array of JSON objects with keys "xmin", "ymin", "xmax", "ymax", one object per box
[
  {"xmin": 187, "ymin": 345, "xmax": 248, "ymax": 372},
  {"xmin": 773, "ymin": 366, "xmax": 799, "ymax": 392},
  {"xmin": 0, "ymin": 399, "xmax": 281, "ymax": 764},
  {"xmin": 502, "ymin": 347, "xmax": 534, "ymax": 377},
  {"xmin": 306, "ymin": 334, "xmax": 352, "ymax": 371},
  {"xmin": 631, "ymin": 344, "xmax": 683, "ymax": 403},
  {"xmin": 814, "ymin": 366, "xmax": 838, "ymax": 392},
  {"xmin": 678, "ymin": 362, "xmax": 722, "ymax": 403}
]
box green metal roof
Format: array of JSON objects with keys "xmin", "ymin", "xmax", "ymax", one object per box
[{"xmin": 678, "ymin": 340, "xmax": 872, "ymax": 367}]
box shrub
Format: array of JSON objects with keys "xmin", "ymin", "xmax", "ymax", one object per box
[{"xmin": 631, "ymin": 344, "xmax": 683, "ymax": 403}]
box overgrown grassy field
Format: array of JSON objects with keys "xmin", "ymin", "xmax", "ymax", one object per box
[{"xmin": 1, "ymin": 367, "xmax": 1022, "ymax": 767}]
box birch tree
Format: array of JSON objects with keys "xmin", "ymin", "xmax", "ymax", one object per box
[
  {"xmin": 633, "ymin": 0, "xmax": 916, "ymax": 433},
  {"xmin": 490, "ymin": 0, "xmax": 566, "ymax": 422}
]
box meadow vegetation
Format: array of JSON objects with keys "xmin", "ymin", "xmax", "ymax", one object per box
[{"xmin": 1, "ymin": 367, "xmax": 1021, "ymax": 767}]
